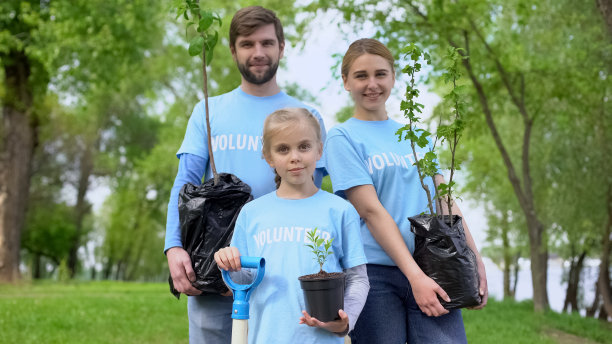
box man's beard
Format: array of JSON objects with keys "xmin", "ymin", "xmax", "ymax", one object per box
[{"xmin": 237, "ymin": 60, "xmax": 279, "ymax": 85}]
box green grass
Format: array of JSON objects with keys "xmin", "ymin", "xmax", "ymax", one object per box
[
  {"xmin": 1, "ymin": 282, "xmax": 610, "ymax": 344},
  {"xmin": 0, "ymin": 281, "xmax": 188, "ymax": 344},
  {"xmin": 463, "ymin": 299, "xmax": 612, "ymax": 344}
]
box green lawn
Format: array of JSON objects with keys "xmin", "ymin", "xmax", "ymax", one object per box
[
  {"xmin": 0, "ymin": 281, "xmax": 188, "ymax": 344},
  {"xmin": 463, "ymin": 299, "xmax": 611, "ymax": 344},
  {"xmin": 1, "ymin": 281, "xmax": 610, "ymax": 344}
]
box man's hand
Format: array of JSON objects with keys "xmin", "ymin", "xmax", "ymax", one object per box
[
  {"xmin": 299, "ymin": 309, "xmax": 349, "ymax": 335},
  {"xmin": 167, "ymin": 247, "xmax": 202, "ymax": 296},
  {"xmin": 411, "ymin": 274, "xmax": 450, "ymax": 317}
]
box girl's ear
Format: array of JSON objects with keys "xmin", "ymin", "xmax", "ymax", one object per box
[
  {"xmin": 263, "ymin": 152, "xmax": 275, "ymax": 168},
  {"xmin": 342, "ymin": 74, "xmax": 349, "ymax": 91},
  {"xmin": 316, "ymin": 142, "xmax": 323, "ymax": 160}
]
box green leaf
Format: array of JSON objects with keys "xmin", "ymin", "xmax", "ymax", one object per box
[
  {"xmin": 213, "ymin": 13, "xmax": 222, "ymax": 26},
  {"xmin": 188, "ymin": 36, "xmax": 205, "ymax": 56},
  {"xmin": 198, "ymin": 12, "xmax": 214, "ymax": 32},
  {"xmin": 425, "ymin": 151, "xmax": 437, "ymax": 161},
  {"xmin": 204, "ymin": 31, "xmax": 218, "ymax": 65}
]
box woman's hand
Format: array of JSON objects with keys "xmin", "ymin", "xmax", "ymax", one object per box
[
  {"xmin": 410, "ymin": 273, "xmax": 450, "ymax": 317},
  {"xmin": 299, "ymin": 309, "xmax": 349, "ymax": 335},
  {"xmin": 468, "ymin": 258, "xmax": 489, "ymax": 310}
]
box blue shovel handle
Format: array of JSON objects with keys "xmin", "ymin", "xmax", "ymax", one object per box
[{"xmin": 221, "ymin": 256, "xmax": 265, "ymax": 320}]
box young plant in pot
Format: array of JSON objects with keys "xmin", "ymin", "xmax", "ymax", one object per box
[
  {"xmin": 298, "ymin": 228, "xmax": 345, "ymax": 322},
  {"xmin": 396, "ymin": 44, "xmax": 481, "ymax": 309}
]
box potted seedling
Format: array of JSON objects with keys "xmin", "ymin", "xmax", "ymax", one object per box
[
  {"xmin": 396, "ymin": 44, "xmax": 480, "ymax": 309},
  {"xmin": 298, "ymin": 228, "xmax": 345, "ymax": 322}
]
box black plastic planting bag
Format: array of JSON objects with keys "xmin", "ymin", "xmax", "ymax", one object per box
[
  {"xmin": 409, "ymin": 214, "xmax": 481, "ymax": 309},
  {"xmin": 169, "ymin": 173, "xmax": 253, "ymax": 298}
]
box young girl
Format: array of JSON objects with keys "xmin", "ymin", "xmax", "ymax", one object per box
[
  {"xmin": 324, "ymin": 38, "xmax": 488, "ymax": 343},
  {"xmin": 214, "ymin": 108, "xmax": 369, "ymax": 344}
]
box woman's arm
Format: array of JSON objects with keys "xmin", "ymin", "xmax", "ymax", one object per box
[
  {"xmin": 434, "ymin": 174, "xmax": 489, "ymax": 309},
  {"xmin": 345, "ymin": 185, "xmax": 450, "ymax": 317}
]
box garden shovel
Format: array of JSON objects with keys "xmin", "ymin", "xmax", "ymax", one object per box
[{"xmin": 221, "ymin": 256, "xmax": 265, "ymax": 344}]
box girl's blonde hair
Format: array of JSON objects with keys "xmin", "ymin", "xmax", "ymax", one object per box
[
  {"xmin": 262, "ymin": 107, "xmax": 322, "ymax": 189},
  {"xmin": 341, "ymin": 38, "xmax": 395, "ymax": 77}
]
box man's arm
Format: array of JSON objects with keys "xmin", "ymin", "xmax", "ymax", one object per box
[{"xmin": 165, "ymin": 153, "xmax": 207, "ymax": 295}]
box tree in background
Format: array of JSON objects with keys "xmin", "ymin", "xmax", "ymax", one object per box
[{"xmin": 1, "ymin": 0, "xmax": 178, "ymax": 280}]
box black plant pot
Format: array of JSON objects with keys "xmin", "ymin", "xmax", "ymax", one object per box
[
  {"xmin": 409, "ymin": 214, "xmax": 481, "ymax": 309},
  {"xmin": 298, "ymin": 272, "xmax": 345, "ymax": 322}
]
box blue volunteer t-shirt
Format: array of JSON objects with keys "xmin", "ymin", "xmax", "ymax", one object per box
[
  {"xmin": 324, "ymin": 117, "xmax": 436, "ymax": 266},
  {"xmin": 231, "ymin": 190, "xmax": 367, "ymax": 344},
  {"xmin": 178, "ymin": 87, "xmax": 326, "ymax": 198},
  {"xmin": 164, "ymin": 87, "xmax": 326, "ymax": 251}
]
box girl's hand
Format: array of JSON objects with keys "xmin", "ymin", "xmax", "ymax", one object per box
[
  {"xmin": 411, "ymin": 274, "xmax": 450, "ymax": 317},
  {"xmin": 299, "ymin": 309, "xmax": 349, "ymax": 335},
  {"xmin": 214, "ymin": 247, "xmax": 242, "ymax": 271}
]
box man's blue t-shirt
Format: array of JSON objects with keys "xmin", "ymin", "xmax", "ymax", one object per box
[
  {"xmin": 324, "ymin": 117, "xmax": 436, "ymax": 266},
  {"xmin": 164, "ymin": 87, "xmax": 326, "ymax": 251},
  {"xmin": 178, "ymin": 87, "xmax": 326, "ymax": 198},
  {"xmin": 231, "ymin": 190, "xmax": 367, "ymax": 344}
]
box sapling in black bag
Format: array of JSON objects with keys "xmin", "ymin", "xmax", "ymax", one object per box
[
  {"xmin": 409, "ymin": 214, "xmax": 481, "ymax": 309},
  {"xmin": 169, "ymin": 173, "xmax": 252, "ymax": 298}
]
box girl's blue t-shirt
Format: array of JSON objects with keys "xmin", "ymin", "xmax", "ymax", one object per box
[
  {"xmin": 231, "ymin": 189, "xmax": 367, "ymax": 344},
  {"xmin": 324, "ymin": 117, "xmax": 436, "ymax": 266}
]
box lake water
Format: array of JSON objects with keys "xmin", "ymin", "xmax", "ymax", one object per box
[{"xmin": 483, "ymin": 257, "xmax": 600, "ymax": 313}]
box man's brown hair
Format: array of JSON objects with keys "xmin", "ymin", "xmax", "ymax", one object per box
[{"xmin": 229, "ymin": 6, "xmax": 284, "ymax": 49}]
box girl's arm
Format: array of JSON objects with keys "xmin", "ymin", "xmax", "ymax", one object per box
[
  {"xmin": 434, "ymin": 174, "xmax": 489, "ymax": 309},
  {"xmin": 345, "ymin": 185, "xmax": 450, "ymax": 317},
  {"xmin": 342, "ymin": 264, "xmax": 369, "ymax": 335}
]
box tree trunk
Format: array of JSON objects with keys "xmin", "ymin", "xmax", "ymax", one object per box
[
  {"xmin": 563, "ymin": 251, "xmax": 586, "ymax": 313},
  {"xmin": 32, "ymin": 253, "xmax": 42, "ymax": 279},
  {"xmin": 103, "ymin": 258, "xmax": 113, "ymax": 280},
  {"xmin": 0, "ymin": 51, "xmax": 36, "ymax": 283},
  {"xmin": 115, "ymin": 260, "xmax": 124, "ymax": 280},
  {"xmin": 501, "ymin": 211, "xmax": 512, "ymax": 299},
  {"xmin": 511, "ymin": 254, "xmax": 519, "ymax": 299},
  {"xmin": 454, "ymin": 33, "xmax": 549, "ymax": 310},
  {"xmin": 597, "ymin": 183, "xmax": 612, "ymax": 318},
  {"xmin": 595, "ymin": 83, "xmax": 612, "ymax": 318},
  {"xmin": 597, "ymin": 0, "xmax": 612, "ymax": 37},
  {"xmin": 598, "ymin": 304, "xmax": 608, "ymax": 320},
  {"xmin": 67, "ymin": 144, "xmax": 94, "ymax": 277},
  {"xmin": 587, "ymin": 277, "xmax": 601, "ymax": 318}
]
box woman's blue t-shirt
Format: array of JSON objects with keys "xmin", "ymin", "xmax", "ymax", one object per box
[{"xmin": 324, "ymin": 117, "xmax": 436, "ymax": 266}]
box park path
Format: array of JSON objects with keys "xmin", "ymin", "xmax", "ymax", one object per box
[{"xmin": 543, "ymin": 328, "xmax": 600, "ymax": 344}]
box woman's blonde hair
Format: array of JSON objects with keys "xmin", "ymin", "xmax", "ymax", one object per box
[
  {"xmin": 262, "ymin": 107, "xmax": 322, "ymax": 189},
  {"xmin": 341, "ymin": 38, "xmax": 395, "ymax": 77}
]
